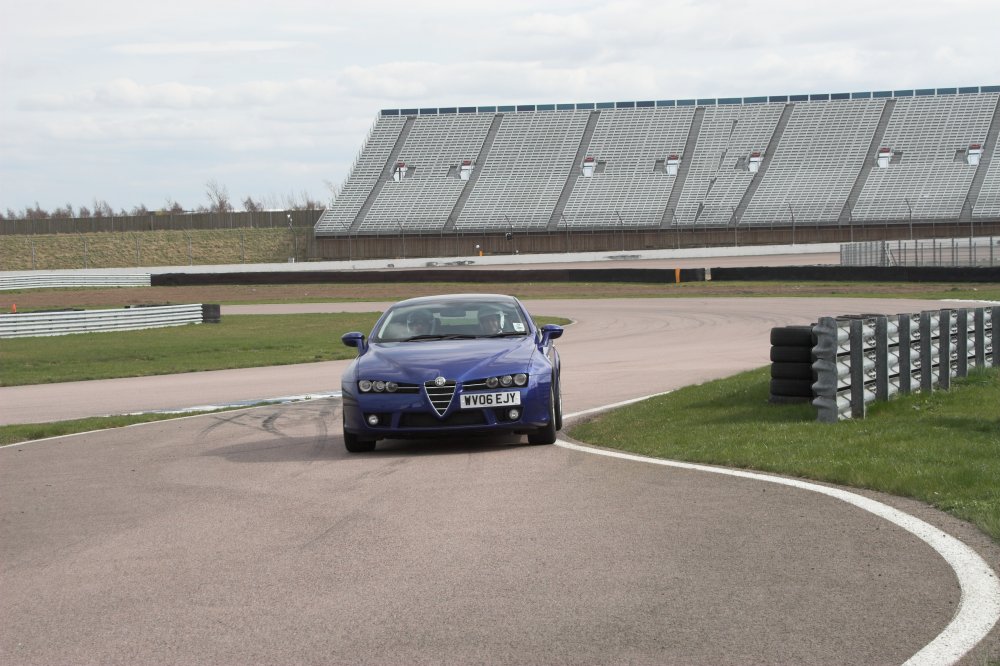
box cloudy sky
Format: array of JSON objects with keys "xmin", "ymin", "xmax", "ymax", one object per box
[{"xmin": 2, "ymin": 0, "xmax": 998, "ymax": 215}]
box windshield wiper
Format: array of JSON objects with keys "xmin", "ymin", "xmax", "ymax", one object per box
[
  {"xmin": 402, "ymin": 334, "xmax": 477, "ymax": 342},
  {"xmin": 482, "ymin": 332, "xmax": 527, "ymax": 338}
]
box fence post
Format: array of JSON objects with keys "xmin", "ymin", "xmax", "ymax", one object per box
[
  {"xmin": 939, "ymin": 309, "xmax": 952, "ymax": 390},
  {"xmin": 992, "ymin": 307, "xmax": 1000, "ymax": 368},
  {"xmin": 920, "ymin": 311, "xmax": 934, "ymax": 392},
  {"xmin": 956, "ymin": 309, "xmax": 969, "ymax": 378},
  {"xmin": 875, "ymin": 315, "xmax": 889, "ymax": 401},
  {"xmin": 849, "ymin": 318, "xmax": 866, "ymax": 419},
  {"xmin": 898, "ymin": 314, "xmax": 911, "ymax": 394},
  {"xmin": 974, "ymin": 308, "xmax": 986, "ymax": 368}
]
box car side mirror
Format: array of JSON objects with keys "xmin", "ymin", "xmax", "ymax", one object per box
[
  {"xmin": 341, "ymin": 331, "xmax": 367, "ymax": 353},
  {"xmin": 539, "ymin": 324, "xmax": 563, "ymax": 346}
]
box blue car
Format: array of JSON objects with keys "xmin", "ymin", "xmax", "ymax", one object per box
[{"xmin": 340, "ymin": 294, "xmax": 564, "ymax": 452}]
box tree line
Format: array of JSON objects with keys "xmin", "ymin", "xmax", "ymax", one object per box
[{"xmin": 1, "ymin": 180, "xmax": 325, "ymax": 221}]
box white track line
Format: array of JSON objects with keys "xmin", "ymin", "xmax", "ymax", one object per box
[{"xmin": 560, "ymin": 406, "xmax": 1000, "ymax": 666}]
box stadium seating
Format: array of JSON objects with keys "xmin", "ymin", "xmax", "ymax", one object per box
[{"xmin": 316, "ymin": 87, "xmax": 1000, "ymax": 237}]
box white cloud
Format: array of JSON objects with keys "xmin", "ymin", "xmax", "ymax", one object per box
[
  {"xmin": 2, "ymin": 0, "xmax": 999, "ymax": 212},
  {"xmin": 112, "ymin": 41, "xmax": 301, "ymax": 56}
]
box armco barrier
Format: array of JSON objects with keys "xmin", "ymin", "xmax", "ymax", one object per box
[
  {"xmin": 0, "ymin": 304, "xmax": 219, "ymax": 338},
  {"xmin": 0, "ymin": 273, "xmax": 151, "ymax": 290},
  {"xmin": 811, "ymin": 306, "xmax": 998, "ymax": 422}
]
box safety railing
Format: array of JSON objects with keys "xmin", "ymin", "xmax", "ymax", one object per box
[
  {"xmin": 0, "ymin": 304, "xmax": 220, "ymax": 338},
  {"xmin": 811, "ymin": 306, "xmax": 998, "ymax": 421},
  {"xmin": 0, "ymin": 273, "xmax": 151, "ymax": 291}
]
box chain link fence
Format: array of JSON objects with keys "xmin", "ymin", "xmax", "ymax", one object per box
[{"xmin": 841, "ymin": 236, "xmax": 1000, "ymax": 267}]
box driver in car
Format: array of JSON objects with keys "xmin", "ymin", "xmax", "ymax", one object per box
[
  {"xmin": 406, "ymin": 310, "xmax": 433, "ymax": 336},
  {"xmin": 478, "ymin": 306, "xmax": 504, "ymax": 335}
]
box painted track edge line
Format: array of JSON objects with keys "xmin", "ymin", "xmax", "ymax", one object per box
[{"xmin": 553, "ymin": 437, "xmax": 1000, "ymax": 666}]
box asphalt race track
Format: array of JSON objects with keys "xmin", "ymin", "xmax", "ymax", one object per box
[{"xmin": 3, "ymin": 296, "xmax": 1000, "ymax": 664}]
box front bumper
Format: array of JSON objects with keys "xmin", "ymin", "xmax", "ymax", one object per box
[{"xmin": 342, "ymin": 381, "xmax": 552, "ymax": 440}]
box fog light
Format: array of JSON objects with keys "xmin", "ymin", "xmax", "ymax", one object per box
[
  {"xmin": 367, "ymin": 414, "xmax": 380, "ymax": 426},
  {"xmin": 508, "ymin": 408, "xmax": 521, "ymax": 421}
]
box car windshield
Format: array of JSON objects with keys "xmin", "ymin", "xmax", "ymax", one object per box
[{"xmin": 373, "ymin": 299, "xmax": 530, "ymax": 342}]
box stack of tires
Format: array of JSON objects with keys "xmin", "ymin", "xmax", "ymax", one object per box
[{"xmin": 769, "ymin": 325, "xmax": 816, "ymax": 404}]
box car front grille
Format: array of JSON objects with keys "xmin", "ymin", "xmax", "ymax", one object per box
[
  {"xmin": 399, "ymin": 411, "xmax": 486, "ymax": 428},
  {"xmin": 424, "ymin": 380, "xmax": 456, "ymax": 416}
]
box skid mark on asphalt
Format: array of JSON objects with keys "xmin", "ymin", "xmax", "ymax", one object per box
[{"xmin": 555, "ymin": 424, "xmax": 1000, "ymax": 666}]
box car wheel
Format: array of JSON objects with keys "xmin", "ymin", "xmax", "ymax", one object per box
[
  {"xmin": 528, "ymin": 384, "xmax": 558, "ymax": 445},
  {"xmin": 343, "ymin": 414, "xmax": 376, "ymax": 453}
]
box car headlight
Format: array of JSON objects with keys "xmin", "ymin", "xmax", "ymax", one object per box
[
  {"xmin": 514, "ymin": 373, "xmax": 528, "ymax": 386},
  {"xmin": 486, "ymin": 377, "xmax": 499, "ymax": 388},
  {"xmin": 359, "ymin": 379, "xmax": 403, "ymax": 393},
  {"xmin": 500, "ymin": 375, "xmax": 513, "ymax": 387}
]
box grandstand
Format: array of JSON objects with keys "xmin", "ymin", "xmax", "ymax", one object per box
[{"xmin": 314, "ymin": 86, "xmax": 1000, "ymax": 259}]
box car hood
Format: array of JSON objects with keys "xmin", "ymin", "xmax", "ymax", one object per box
[{"xmin": 355, "ymin": 337, "xmax": 537, "ymax": 382}]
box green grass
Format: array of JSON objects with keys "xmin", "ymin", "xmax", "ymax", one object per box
[
  {"xmin": 569, "ymin": 366, "xmax": 1000, "ymax": 542},
  {"xmin": 0, "ymin": 410, "xmax": 245, "ymax": 447},
  {"xmin": 0, "ymin": 313, "xmax": 572, "ymax": 386},
  {"xmin": 0, "ymin": 313, "xmax": 378, "ymax": 386}
]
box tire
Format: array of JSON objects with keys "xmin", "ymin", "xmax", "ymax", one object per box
[
  {"xmin": 770, "ymin": 345, "xmax": 813, "ymax": 363},
  {"xmin": 770, "ymin": 325, "xmax": 814, "ymax": 346},
  {"xmin": 770, "ymin": 362, "xmax": 814, "ymax": 380},
  {"xmin": 528, "ymin": 385, "xmax": 558, "ymax": 445},
  {"xmin": 769, "ymin": 378, "xmax": 814, "ymax": 398},
  {"xmin": 343, "ymin": 415, "xmax": 376, "ymax": 453}
]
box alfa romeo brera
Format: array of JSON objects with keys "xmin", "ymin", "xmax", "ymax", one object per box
[{"xmin": 340, "ymin": 294, "xmax": 563, "ymax": 452}]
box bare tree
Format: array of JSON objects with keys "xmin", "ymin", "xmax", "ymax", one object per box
[
  {"xmin": 51, "ymin": 204, "xmax": 74, "ymax": 218},
  {"xmin": 162, "ymin": 199, "xmax": 184, "ymax": 214},
  {"xmin": 242, "ymin": 196, "xmax": 262, "ymax": 213},
  {"xmin": 205, "ymin": 179, "xmax": 232, "ymax": 213},
  {"xmin": 26, "ymin": 203, "xmax": 49, "ymax": 220},
  {"xmin": 78, "ymin": 205, "xmax": 92, "ymax": 218},
  {"xmin": 131, "ymin": 203, "xmax": 149, "ymax": 216},
  {"xmin": 92, "ymin": 200, "xmax": 113, "ymax": 218}
]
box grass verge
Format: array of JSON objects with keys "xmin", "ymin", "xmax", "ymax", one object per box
[
  {"xmin": 0, "ymin": 313, "xmax": 572, "ymax": 386},
  {"xmin": 569, "ymin": 366, "xmax": 1000, "ymax": 542},
  {"xmin": 0, "ymin": 313, "xmax": 379, "ymax": 386},
  {"xmin": 0, "ymin": 410, "xmax": 245, "ymax": 447}
]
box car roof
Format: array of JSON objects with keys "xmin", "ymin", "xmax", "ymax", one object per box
[{"xmin": 389, "ymin": 294, "xmax": 520, "ymax": 308}]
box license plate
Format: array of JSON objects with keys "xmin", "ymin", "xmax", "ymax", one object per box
[{"xmin": 460, "ymin": 391, "xmax": 521, "ymax": 409}]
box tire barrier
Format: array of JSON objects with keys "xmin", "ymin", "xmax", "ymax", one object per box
[
  {"xmin": 0, "ymin": 303, "xmax": 221, "ymax": 338},
  {"xmin": 711, "ymin": 265, "xmax": 1000, "ymax": 283},
  {"xmin": 811, "ymin": 306, "xmax": 998, "ymax": 422},
  {"xmin": 769, "ymin": 325, "xmax": 817, "ymax": 404}
]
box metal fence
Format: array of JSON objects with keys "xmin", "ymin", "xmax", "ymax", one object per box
[
  {"xmin": 0, "ymin": 273, "xmax": 151, "ymax": 291},
  {"xmin": 841, "ymin": 236, "xmax": 1000, "ymax": 267},
  {"xmin": 811, "ymin": 307, "xmax": 998, "ymax": 422},
  {"xmin": 0, "ymin": 304, "xmax": 218, "ymax": 338}
]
